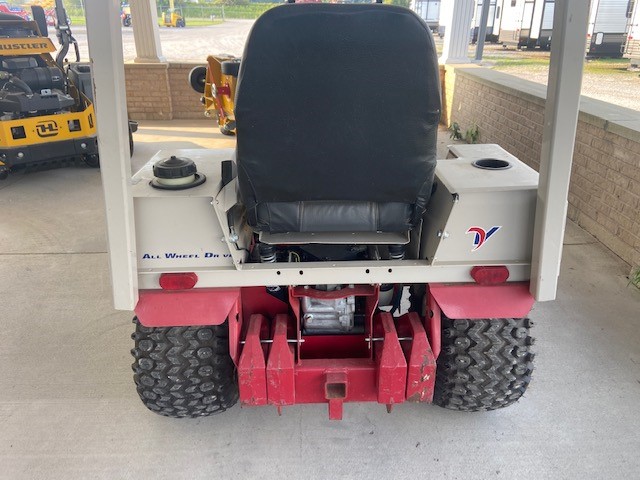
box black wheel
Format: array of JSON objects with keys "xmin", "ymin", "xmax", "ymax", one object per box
[
  {"xmin": 189, "ymin": 65, "xmax": 207, "ymax": 94},
  {"xmin": 434, "ymin": 316, "xmax": 534, "ymax": 411},
  {"xmin": 83, "ymin": 154, "xmax": 99, "ymax": 168},
  {"xmin": 220, "ymin": 120, "xmax": 236, "ymax": 136},
  {"xmin": 177, "ymin": 18, "xmax": 185, "ymax": 28},
  {"xmin": 221, "ymin": 60, "xmax": 240, "ymax": 77},
  {"xmin": 131, "ymin": 318, "xmax": 239, "ymax": 418}
]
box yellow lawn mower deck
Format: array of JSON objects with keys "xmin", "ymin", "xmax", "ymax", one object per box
[{"xmin": 189, "ymin": 55, "xmax": 240, "ymax": 136}]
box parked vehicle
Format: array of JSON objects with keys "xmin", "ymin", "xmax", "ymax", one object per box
[
  {"xmin": 0, "ymin": 2, "xmax": 30, "ymax": 21},
  {"xmin": 0, "ymin": 3, "xmax": 96, "ymax": 178},
  {"xmin": 163, "ymin": 0, "xmax": 185, "ymax": 27},
  {"xmin": 623, "ymin": 0, "xmax": 640, "ymax": 66},
  {"xmin": 471, "ymin": 0, "xmax": 503, "ymax": 44},
  {"xmin": 412, "ymin": 0, "xmax": 440, "ymax": 33},
  {"xmin": 498, "ymin": 0, "xmax": 554, "ymax": 50},
  {"xmin": 499, "ymin": 0, "xmax": 631, "ymax": 56},
  {"xmin": 587, "ymin": 0, "xmax": 631, "ymax": 57}
]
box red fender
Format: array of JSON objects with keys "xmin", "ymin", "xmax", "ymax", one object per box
[
  {"xmin": 428, "ymin": 282, "xmax": 534, "ymax": 319},
  {"xmin": 135, "ymin": 288, "xmax": 241, "ymax": 327}
]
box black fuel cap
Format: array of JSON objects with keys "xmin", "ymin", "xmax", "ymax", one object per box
[
  {"xmin": 153, "ymin": 155, "xmax": 197, "ymax": 179},
  {"xmin": 150, "ymin": 155, "xmax": 206, "ymax": 190}
]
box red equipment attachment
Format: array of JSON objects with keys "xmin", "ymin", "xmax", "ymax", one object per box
[
  {"xmin": 266, "ymin": 314, "xmax": 296, "ymax": 411},
  {"xmin": 237, "ymin": 286, "xmax": 437, "ymax": 420},
  {"xmin": 237, "ymin": 314, "xmax": 268, "ymax": 405},
  {"xmin": 138, "ymin": 281, "xmax": 532, "ymax": 419}
]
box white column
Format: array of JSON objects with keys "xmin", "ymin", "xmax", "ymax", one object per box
[
  {"xmin": 131, "ymin": 0, "xmax": 165, "ymax": 63},
  {"xmin": 439, "ymin": 0, "xmax": 474, "ymax": 64},
  {"xmin": 530, "ymin": 0, "xmax": 590, "ymax": 301},
  {"xmin": 85, "ymin": 0, "xmax": 138, "ymax": 310}
]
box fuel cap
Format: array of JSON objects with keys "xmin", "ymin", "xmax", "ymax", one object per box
[{"xmin": 150, "ymin": 155, "xmax": 206, "ymax": 190}]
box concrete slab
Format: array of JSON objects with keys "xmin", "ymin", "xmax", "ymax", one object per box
[{"xmin": 1, "ymin": 121, "xmax": 639, "ymax": 480}]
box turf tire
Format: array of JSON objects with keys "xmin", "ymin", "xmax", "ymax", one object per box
[
  {"xmin": 131, "ymin": 318, "xmax": 239, "ymax": 418},
  {"xmin": 83, "ymin": 154, "xmax": 99, "ymax": 168},
  {"xmin": 434, "ymin": 316, "xmax": 534, "ymax": 411},
  {"xmin": 189, "ymin": 65, "xmax": 207, "ymax": 94}
]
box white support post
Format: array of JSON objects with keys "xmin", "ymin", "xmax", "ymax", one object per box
[
  {"xmin": 85, "ymin": 0, "xmax": 138, "ymax": 310},
  {"xmin": 530, "ymin": 0, "xmax": 590, "ymax": 301},
  {"xmin": 131, "ymin": 0, "xmax": 166, "ymax": 63},
  {"xmin": 439, "ymin": 0, "xmax": 475, "ymax": 64},
  {"xmin": 474, "ymin": 0, "xmax": 491, "ymax": 61}
]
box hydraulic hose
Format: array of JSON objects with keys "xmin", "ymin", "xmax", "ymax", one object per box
[{"xmin": 8, "ymin": 75, "xmax": 33, "ymax": 96}]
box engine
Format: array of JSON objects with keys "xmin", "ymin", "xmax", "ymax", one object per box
[
  {"xmin": 0, "ymin": 56, "xmax": 74, "ymax": 119},
  {"xmin": 256, "ymin": 243, "xmax": 404, "ymax": 334}
]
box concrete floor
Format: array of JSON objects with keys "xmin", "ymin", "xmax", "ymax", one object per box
[{"xmin": 1, "ymin": 121, "xmax": 639, "ymax": 480}]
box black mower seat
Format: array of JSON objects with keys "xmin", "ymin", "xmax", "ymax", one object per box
[{"xmin": 235, "ymin": 3, "xmax": 440, "ymax": 234}]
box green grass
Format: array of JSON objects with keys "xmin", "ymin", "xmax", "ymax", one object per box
[
  {"xmin": 485, "ymin": 56, "xmax": 549, "ymax": 68},
  {"xmin": 161, "ymin": 18, "xmax": 224, "ymax": 27},
  {"xmin": 486, "ymin": 55, "xmax": 634, "ymax": 76},
  {"xmin": 69, "ymin": 16, "xmax": 224, "ymax": 28},
  {"xmin": 69, "ymin": 15, "xmax": 85, "ymax": 26},
  {"xmin": 584, "ymin": 58, "xmax": 633, "ymax": 75}
]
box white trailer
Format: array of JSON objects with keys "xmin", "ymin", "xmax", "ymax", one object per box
[
  {"xmin": 498, "ymin": 0, "xmax": 555, "ymax": 50},
  {"xmin": 412, "ymin": 0, "xmax": 441, "ymax": 33},
  {"xmin": 587, "ymin": 0, "xmax": 633, "ymax": 57},
  {"xmin": 472, "ymin": 0, "xmax": 504, "ymax": 43},
  {"xmin": 623, "ymin": 0, "xmax": 640, "ymax": 65}
]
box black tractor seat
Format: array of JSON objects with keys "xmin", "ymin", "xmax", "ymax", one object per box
[{"xmin": 234, "ymin": 3, "xmax": 440, "ymax": 235}]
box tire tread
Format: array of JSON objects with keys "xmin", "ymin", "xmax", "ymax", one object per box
[
  {"xmin": 131, "ymin": 318, "xmax": 239, "ymax": 418},
  {"xmin": 434, "ymin": 316, "xmax": 534, "ymax": 411}
]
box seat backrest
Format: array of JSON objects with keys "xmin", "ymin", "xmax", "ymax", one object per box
[{"xmin": 235, "ymin": 4, "xmax": 440, "ymax": 233}]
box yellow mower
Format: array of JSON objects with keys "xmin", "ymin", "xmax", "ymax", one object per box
[
  {"xmin": 163, "ymin": 0, "xmax": 185, "ymax": 28},
  {"xmin": 0, "ymin": 6, "xmax": 98, "ymax": 178},
  {"xmin": 189, "ymin": 55, "xmax": 240, "ymax": 136},
  {"xmin": 0, "ymin": 1, "xmax": 136, "ymax": 179}
]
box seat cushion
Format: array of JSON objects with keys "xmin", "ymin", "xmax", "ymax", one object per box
[
  {"xmin": 253, "ymin": 201, "xmax": 414, "ymax": 233},
  {"xmin": 235, "ymin": 4, "xmax": 440, "ymax": 233}
]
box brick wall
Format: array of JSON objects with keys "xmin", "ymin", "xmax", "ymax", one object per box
[
  {"xmin": 443, "ymin": 66, "xmax": 640, "ymax": 268},
  {"xmin": 124, "ymin": 62, "xmax": 205, "ymax": 120},
  {"xmin": 168, "ymin": 63, "xmax": 208, "ymax": 120}
]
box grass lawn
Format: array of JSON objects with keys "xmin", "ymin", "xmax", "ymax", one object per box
[
  {"xmin": 484, "ymin": 55, "xmax": 633, "ymax": 75},
  {"xmin": 69, "ymin": 16, "xmax": 223, "ymax": 28}
]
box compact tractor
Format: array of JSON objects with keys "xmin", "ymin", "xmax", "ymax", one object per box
[
  {"xmin": 122, "ymin": 3, "xmax": 541, "ymax": 420},
  {"xmin": 0, "ymin": 4, "xmax": 98, "ymax": 178},
  {"xmin": 163, "ymin": 0, "xmax": 185, "ymax": 28},
  {"xmin": 0, "ymin": 0, "xmax": 136, "ymax": 179},
  {"xmin": 189, "ymin": 55, "xmax": 240, "ymax": 135}
]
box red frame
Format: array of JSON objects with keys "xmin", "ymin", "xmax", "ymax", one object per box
[{"xmin": 135, "ymin": 281, "xmax": 533, "ymax": 419}]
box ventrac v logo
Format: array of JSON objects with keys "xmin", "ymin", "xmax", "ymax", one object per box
[{"xmin": 466, "ymin": 226, "xmax": 501, "ymax": 251}]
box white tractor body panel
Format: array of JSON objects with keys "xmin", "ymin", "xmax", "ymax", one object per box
[
  {"xmin": 131, "ymin": 146, "xmax": 537, "ymax": 291},
  {"xmin": 424, "ymin": 146, "xmax": 538, "ymax": 265},
  {"xmin": 132, "ymin": 149, "xmax": 235, "ymax": 271}
]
